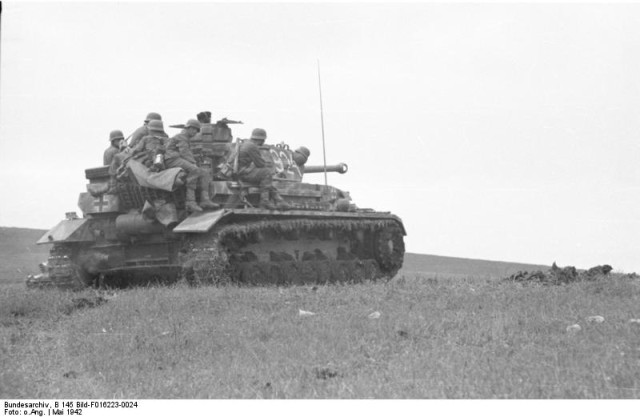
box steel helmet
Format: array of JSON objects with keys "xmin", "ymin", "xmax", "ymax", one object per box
[
  {"xmin": 295, "ymin": 146, "xmax": 310, "ymax": 159},
  {"xmin": 145, "ymin": 112, "xmax": 162, "ymax": 122},
  {"xmin": 250, "ymin": 128, "xmax": 267, "ymax": 142},
  {"xmin": 109, "ymin": 130, "xmax": 125, "ymax": 142},
  {"xmin": 185, "ymin": 119, "xmax": 201, "ymax": 131},
  {"xmin": 293, "ymin": 146, "xmax": 310, "ymax": 166},
  {"xmin": 148, "ymin": 119, "xmax": 165, "ymax": 134}
]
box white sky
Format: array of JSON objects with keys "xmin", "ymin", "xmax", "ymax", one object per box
[{"xmin": 1, "ymin": 1, "xmax": 640, "ymax": 272}]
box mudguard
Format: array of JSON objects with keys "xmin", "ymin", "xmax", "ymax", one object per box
[
  {"xmin": 172, "ymin": 209, "xmax": 229, "ymax": 233},
  {"xmin": 37, "ymin": 219, "xmax": 94, "ymax": 245}
]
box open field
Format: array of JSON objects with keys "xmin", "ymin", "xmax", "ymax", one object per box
[
  {"xmin": 2, "ymin": 273, "xmax": 640, "ymax": 399},
  {"xmin": 2, "ymin": 226, "xmax": 638, "ymax": 399}
]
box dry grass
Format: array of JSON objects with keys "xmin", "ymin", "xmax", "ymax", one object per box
[{"xmin": 1, "ymin": 273, "xmax": 640, "ymax": 398}]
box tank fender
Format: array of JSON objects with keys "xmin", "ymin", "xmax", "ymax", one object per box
[
  {"xmin": 172, "ymin": 209, "xmax": 230, "ymax": 233},
  {"xmin": 37, "ymin": 218, "xmax": 94, "ymax": 245}
]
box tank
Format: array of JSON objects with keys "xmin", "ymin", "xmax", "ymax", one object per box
[{"xmin": 28, "ymin": 122, "xmax": 405, "ymax": 289}]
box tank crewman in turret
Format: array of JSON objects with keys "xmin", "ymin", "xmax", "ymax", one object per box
[
  {"xmin": 129, "ymin": 112, "xmax": 162, "ymax": 148},
  {"xmin": 104, "ymin": 130, "xmax": 125, "ymax": 166},
  {"xmin": 165, "ymin": 119, "xmax": 219, "ymax": 212},
  {"xmin": 237, "ymin": 128, "xmax": 291, "ymax": 210},
  {"xmin": 192, "ymin": 110, "xmax": 237, "ymax": 176},
  {"xmin": 131, "ymin": 119, "xmax": 168, "ymax": 168},
  {"xmin": 190, "ymin": 111, "xmax": 214, "ymax": 171}
]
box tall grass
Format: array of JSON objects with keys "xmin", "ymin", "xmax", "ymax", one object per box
[{"xmin": 1, "ymin": 274, "xmax": 639, "ymax": 398}]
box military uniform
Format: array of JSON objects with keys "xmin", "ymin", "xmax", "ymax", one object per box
[
  {"xmin": 237, "ymin": 128, "xmax": 290, "ymax": 210},
  {"xmin": 129, "ymin": 112, "xmax": 162, "ymax": 148},
  {"xmin": 103, "ymin": 145, "xmax": 120, "ymax": 166},
  {"xmin": 104, "ymin": 130, "xmax": 125, "ymax": 166},
  {"xmin": 131, "ymin": 134, "xmax": 166, "ymax": 166},
  {"xmin": 237, "ymin": 140, "xmax": 273, "ymax": 188},
  {"xmin": 165, "ymin": 119, "xmax": 218, "ymax": 212},
  {"xmin": 128, "ymin": 125, "xmax": 148, "ymax": 148},
  {"xmin": 165, "ymin": 133, "xmax": 207, "ymax": 184}
]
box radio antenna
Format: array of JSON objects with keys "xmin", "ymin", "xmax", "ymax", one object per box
[{"xmin": 317, "ymin": 59, "xmax": 328, "ymax": 186}]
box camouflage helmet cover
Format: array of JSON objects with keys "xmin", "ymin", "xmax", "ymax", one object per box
[
  {"xmin": 109, "ymin": 130, "xmax": 125, "ymax": 142},
  {"xmin": 145, "ymin": 112, "xmax": 162, "ymax": 122},
  {"xmin": 250, "ymin": 128, "xmax": 267, "ymax": 142},
  {"xmin": 148, "ymin": 119, "xmax": 165, "ymax": 134}
]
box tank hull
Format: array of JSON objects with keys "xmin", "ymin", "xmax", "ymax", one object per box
[{"xmin": 38, "ymin": 209, "xmax": 405, "ymax": 289}]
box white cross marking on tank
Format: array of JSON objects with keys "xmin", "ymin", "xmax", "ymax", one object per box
[{"xmin": 94, "ymin": 196, "xmax": 109, "ymax": 212}]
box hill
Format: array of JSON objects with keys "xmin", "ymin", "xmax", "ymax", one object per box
[
  {"xmin": 399, "ymin": 253, "xmax": 549, "ymax": 279},
  {"xmin": 0, "ymin": 227, "xmax": 548, "ymax": 284},
  {"xmin": 0, "ymin": 227, "xmax": 49, "ymax": 280}
]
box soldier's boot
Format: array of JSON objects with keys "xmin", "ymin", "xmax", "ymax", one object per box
[
  {"xmin": 199, "ymin": 190, "xmax": 220, "ymax": 210},
  {"xmin": 270, "ymin": 189, "xmax": 291, "ymax": 210},
  {"xmin": 186, "ymin": 189, "xmax": 203, "ymax": 213},
  {"xmin": 258, "ymin": 190, "xmax": 277, "ymax": 210}
]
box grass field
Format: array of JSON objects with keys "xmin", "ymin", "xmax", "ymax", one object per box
[
  {"xmin": 2, "ymin": 272, "xmax": 639, "ymax": 399},
  {"xmin": 2, "ymin": 227, "xmax": 638, "ymax": 399}
]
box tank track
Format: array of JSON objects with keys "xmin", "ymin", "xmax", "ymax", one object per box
[
  {"xmin": 46, "ymin": 244, "xmax": 93, "ymax": 290},
  {"xmin": 181, "ymin": 217, "xmax": 405, "ymax": 285}
]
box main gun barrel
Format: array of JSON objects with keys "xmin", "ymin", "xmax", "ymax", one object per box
[{"xmin": 304, "ymin": 163, "xmax": 348, "ymax": 174}]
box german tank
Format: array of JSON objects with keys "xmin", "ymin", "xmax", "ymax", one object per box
[{"xmin": 29, "ymin": 118, "xmax": 405, "ymax": 289}]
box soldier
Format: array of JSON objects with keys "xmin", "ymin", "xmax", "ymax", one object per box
[
  {"xmin": 104, "ymin": 130, "xmax": 124, "ymax": 166},
  {"xmin": 237, "ymin": 128, "xmax": 291, "ymax": 210},
  {"xmin": 129, "ymin": 112, "xmax": 162, "ymax": 148},
  {"xmin": 165, "ymin": 119, "xmax": 219, "ymax": 212},
  {"xmin": 292, "ymin": 146, "xmax": 310, "ymax": 170},
  {"xmin": 192, "ymin": 110, "xmax": 237, "ymax": 174},
  {"xmin": 131, "ymin": 119, "xmax": 167, "ymax": 168}
]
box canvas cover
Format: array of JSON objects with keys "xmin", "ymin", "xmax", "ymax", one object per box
[{"xmin": 127, "ymin": 159, "xmax": 183, "ymax": 191}]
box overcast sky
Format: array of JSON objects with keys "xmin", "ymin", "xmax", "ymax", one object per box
[{"xmin": 1, "ymin": 2, "xmax": 640, "ymax": 272}]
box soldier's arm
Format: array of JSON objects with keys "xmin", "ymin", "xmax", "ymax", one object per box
[
  {"xmin": 249, "ymin": 144, "xmax": 266, "ymax": 168},
  {"xmin": 177, "ymin": 139, "xmax": 197, "ymax": 164},
  {"xmin": 177, "ymin": 139, "xmax": 190, "ymax": 157},
  {"xmin": 129, "ymin": 127, "xmax": 144, "ymax": 148},
  {"xmin": 164, "ymin": 138, "xmax": 179, "ymax": 160},
  {"xmin": 131, "ymin": 137, "xmax": 146, "ymax": 155},
  {"xmin": 103, "ymin": 149, "xmax": 111, "ymax": 166}
]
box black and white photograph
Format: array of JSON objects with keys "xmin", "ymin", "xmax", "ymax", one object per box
[{"xmin": 1, "ymin": 0, "xmax": 640, "ymax": 407}]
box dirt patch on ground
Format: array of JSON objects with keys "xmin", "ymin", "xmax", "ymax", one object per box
[
  {"xmin": 505, "ymin": 263, "xmax": 623, "ymax": 285},
  {"xmin": 61, "ymin": 295, "xmax": 108, "ymax": 315}
]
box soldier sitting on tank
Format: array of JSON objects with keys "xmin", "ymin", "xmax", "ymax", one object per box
[
  {"xmin": 165, "ymin": 119, "xmax": 219, "ymax": 212},
  {"xmin": 130, "ymin": 119, "xmax": 168, "ymax": 169},
  {"xmin": 104, "ymin": 130, "xmax": 125, "ymax": 166},
  {"xmin": 128, "ymin": 112, "xmax": 162, "ymax": 148},
  {"xmin": 237, "ymin": 128, "xmax": 291, "ymax": 210}
]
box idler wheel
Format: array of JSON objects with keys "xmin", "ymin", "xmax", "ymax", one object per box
[{"xmin": 373, "ymin": 226, "xmax": 405, "ymax": 274}]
